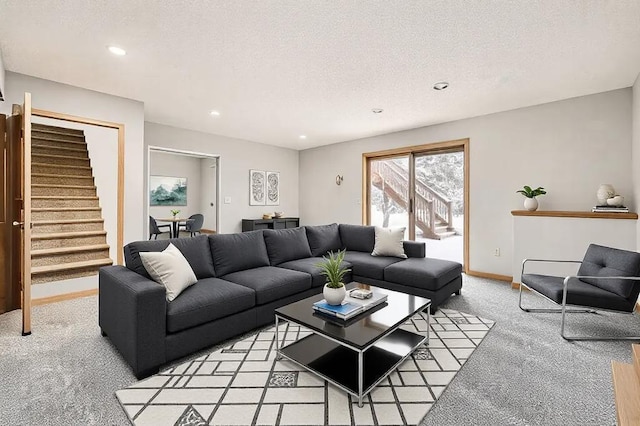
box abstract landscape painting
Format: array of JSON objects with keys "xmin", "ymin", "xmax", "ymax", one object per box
[{"xmin": 149, "ymin": 176, "xmax": 187, "ymax": 206}]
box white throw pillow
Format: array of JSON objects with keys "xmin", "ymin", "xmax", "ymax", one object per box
[
  {"xmin": 140, "ymin": 243, "xmax": 197, "ymax": 302},
  {"xmin": 371, "ymin": 227, "xmax": 407, "ymax": 258}
]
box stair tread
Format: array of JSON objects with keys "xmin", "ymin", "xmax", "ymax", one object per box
[
  {"xmin": 32, "ymin": 124, "xmax": 84, "ymax": 135},
  {"xmin": 31, "ymin": 244, "xmax": 110, "ymax": 256},
  {"xmin": 612, "ymin": 361, "xmax": 640, "ymax": 426},
  {"xmin": 32, "ymin": 196, "xmax": 98, "ymax": 199},
  {"xmin": 32, "ymin": 136, "xmax": 86, "ymax": 145},
  {"xmin": 32, "ymin": 207, "xmax": 101, "ymax": 212},
  {"xmin": 31, "ymin": 230, "xmax": 107, "ymax": 240},
  {"xmin": 32, "ymin": 258, "xmax": 112, "ymax": 274},
  {"xmin": 32, "ymin": 163, "xmax": 91, "ymax": 170},
  {"xmin": 32, "ymin": 153, "xmax": 90, "ymax": 161},
  {"xmin": 32, "ymin": 144, "xmax": 87, "ymax": 153},
  {"xmin": 32, "ymin": 173, "xmax": 93, "ymax": 179},
  {"xmin": 33, "ymin": 218, "xmax": 104, "ymax": 225},
  {"xmin": 32, "ymin": 184, "xmax": 96, "ymax": 189}
]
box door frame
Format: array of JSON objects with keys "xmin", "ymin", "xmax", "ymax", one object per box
[
  {"xmin": 146, "ymin": 146, "xmax": 221, "ymax": 235},
  {"xmin": 362, "ymin": 138, "xmax": 469, "ymax": 272}
]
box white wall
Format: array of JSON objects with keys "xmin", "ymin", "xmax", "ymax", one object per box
[
  {"xmin": 145, "ymin": 122, "xmax": 299, "ymax": 234},
  {"xmin": 149, "ymin": 151, "xmax": 202, "ymax": 221},
  {"xmin": 299, "ymin": 89, "xmax": 634, "ymax": 276},
  {"xmin": 633, "ymin": 74, "xmax": 640, "ymax": 249},
  {"xmin": 199, "ymin": 158, "xmax": 218, "ymax": 231},
  {"xmin": 0, "ymin": 72, "xmax": 145, "ymax": 297}
]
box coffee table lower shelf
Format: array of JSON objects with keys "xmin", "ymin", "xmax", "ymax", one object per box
[{"xmin": 278, "ymin": 328, "xmax": 426, "ymax": 404}]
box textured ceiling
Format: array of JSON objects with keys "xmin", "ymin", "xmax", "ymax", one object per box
[{"xmin": 1, "ymin": 1, "xmax": 640, "ymax": 150}]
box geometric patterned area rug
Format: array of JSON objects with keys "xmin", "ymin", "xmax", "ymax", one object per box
[{"xmin": 116, "ymin": 309, "xmax": 494, "ymax": 426}]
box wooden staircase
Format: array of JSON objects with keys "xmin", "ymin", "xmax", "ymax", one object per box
[
  {"xmin": 611, "ymin": 344, "xmax": 640, "ymax": 425},
  {"xmin": 30, "ymin": 123, "xmax": 112, "ymax": 284},
  {"xmin": 371, "ymin": 161, "xmax": 456, "ymax": 240}
]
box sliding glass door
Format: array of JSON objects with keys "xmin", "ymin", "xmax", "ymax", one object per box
[{"xmin": 368, "ymin": 156, "xmax": 410, "ymax": 239}]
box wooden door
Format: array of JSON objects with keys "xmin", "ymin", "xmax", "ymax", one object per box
[{"xmin": 0, "ymin": 113, "xmax": 7, "ymax": 314}]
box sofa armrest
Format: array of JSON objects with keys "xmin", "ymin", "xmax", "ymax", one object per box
[
  {"xmin": 403, "ymin": 241, "xmax": 425, "ymax": 258},
  {"xmin": 99, "ymin": 265, "xmax": 167, "ymax": 378}
]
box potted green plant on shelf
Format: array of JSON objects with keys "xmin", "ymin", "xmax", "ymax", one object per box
[
  {"xmin": 170, "ymin": 209, "xmax": 180, "ymax": 219},
  {"xmin": 316, "ymin": 250, "xmax": 351, "ymax": 305},
  {"xmin": 516, "ymin": 186, "xmax": 547, "ymax": 211}
]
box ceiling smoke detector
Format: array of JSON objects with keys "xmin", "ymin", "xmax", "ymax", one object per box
[
  {"xmin": 372, "ymin": 108, "xmax": 384, "ymax": 114},
  {"xmin": 433, "ymin": 82, "xmax": 449, "ymax": 90}
]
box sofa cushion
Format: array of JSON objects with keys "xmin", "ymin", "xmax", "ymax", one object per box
[
  {"xmin": 124, "ymin": 235, "xmax": 216, "ymax": 279},
  {"xmin": 384, "ymin": 258, "xmax": 462, "ymax": 291},
  {"xmin": 278, "ymin": 257, "xmax": 353, "ymax": 288},
  {"xmin": 166, "ymin": 278, "xmax": 256, "ymax": 333},
  {"xmin": 339, "ymin": 224, "xmax": 375, "ymax": 253},
  {"xmin": 577, "ymin": 244, "xmax": 640, "ymax": 299},
  {"xmin": 222, "ymin": 266, "xmax": 312, "ymax": 305},
  {"xmin": 521, "ymin": 274, "xmax": 634, "ymax": 312},
  {"xmin": 209, "ymin": 231, "xmax": 270, "ymax": 276},
  {"xmin": 343, "ymin": 251, "xmax": 403, "ymax": 280},
  {"xmin": 305, "ymin": 224, "xmax": 343, "ymax": 257},
  {"xmin": 263, "ymin": 227, "xmax": 312, "ymax": 265}
]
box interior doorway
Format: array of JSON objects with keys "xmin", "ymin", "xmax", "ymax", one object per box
[
  {"xmin": 364, "ymin": 139, "xmax": 469, "ymax": 269},
  {"xmin": 147, "ymin": 146, "xmax": 220, "ymax": 238}
]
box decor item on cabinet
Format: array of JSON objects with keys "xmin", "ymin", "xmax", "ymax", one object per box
[
  {"xmin": 149, "ymin": 176, "xmax": 187, "ymax": 206},
  {"xmin": 316, "ymin": 250, "xmax": 351, "ymax": 305},
  {"xmin": 596, "ymin": 184, "xmax": 616, "ymax": 205},
  {"xmin": 266, "ymin": 171, "xmax": 280, "ymax": 206},
  {"xmin": 516, "ymin": 185, "xmax": 546, "ymax": 211},
  {"xmin": 335, "ymin": 175, "xmax": 344, "ymax": 185},
  {"xmin": 170, "ymin": 209, "xmax": 180, "ymax": 219},
  {"xmin": 607, "ymin": 195, "xmax": 625, "ymax": 207},
  {"xmin": 249, "ymin": 170, "xmax": 266, "ymax": 205},
  {"xmin": 273, "ymin": 211, "xmax": 283, "ymax": 218},
  {"xmin": 262, "ymin": 213, "xmax": 273, "ymax": 220}
]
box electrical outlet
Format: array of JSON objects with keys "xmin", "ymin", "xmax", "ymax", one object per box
[
  {"xmin": 494, "ymin": 248, "xmax": 500, "ymax": 257},
  {"xmin": 224, "ymin": 196, "xmax": 231, "ymax": 204}
]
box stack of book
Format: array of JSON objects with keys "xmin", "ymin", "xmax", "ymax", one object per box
[
  {"xmin": 592, "ymin": 205, "xmax": 629, "ymax": 213},
  {"xmin": 313, "ymin": 292, "xmax": 388, "ymax": 320}
]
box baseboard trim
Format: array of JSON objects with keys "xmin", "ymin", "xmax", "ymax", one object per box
[
  {"xmin": 511, "ymin": 282, "xmax": 531, "ymax": 291},
  {"xmin": 201, "ymin": 228, "xmax": 217, "ymax": 234},
  {"xmin": 32, "ymin": 288, "xmax": 97, "ymax": 306},
  {"xmin": 466, "ymin": 270, "xmax": 512, "ymax": 282}
]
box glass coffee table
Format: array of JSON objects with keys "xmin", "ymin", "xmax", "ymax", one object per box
[{"xmin": 274, "ymin": 283, "xmax": 431, "ymax": 407}]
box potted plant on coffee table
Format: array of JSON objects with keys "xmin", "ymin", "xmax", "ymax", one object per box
[
  {"xmin": 316, "ymin": 250, "xmax": 351, "ymax": 305},
  {"xmin": 516, "ymin": 186, "xmax": 546, "ymax": 211}
]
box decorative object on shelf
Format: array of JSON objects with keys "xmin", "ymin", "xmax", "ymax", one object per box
[
  {"xmin": 516, "ymin": 185, "xmax": 546, "ymax": 211},
  {"xmin": 596, "ymin": 184, "xmax": 616, "ymax": 205},
  {"xmin": 150, "ymin": 176, "xmax": 187, "ymax": 206},
  {"xmin": 335, "ymin": 175, "xmax": 344, "ymax": 185},
  {"xmin": 249, "ymin": 170, "xmax": 266, "ymax": 205},
  {"xmin": 316, "ymin": 250, "xmax": 350, "ymax": 305},
  {"xmin": 273, "ymin": 211, "xmax": 283, "ymax": 218},
  {"xmin": 170, "ymin": 209, "xmax": 180, "ymax": 219},
  {"xmin": 606, "ymin": 195, "xmax": 624, "ymax": 207},
  {"xmin": 266, "ymin": 171, "xmax": 280, "ymax": 206},
  {"xmin": 262, "ymin": 213, "xmax": 273, "ymax": 220}
]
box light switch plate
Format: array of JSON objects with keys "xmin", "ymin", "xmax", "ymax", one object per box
[{"xmin": 224, "ymin": 196, "xmax": 231, "ymax": 204}]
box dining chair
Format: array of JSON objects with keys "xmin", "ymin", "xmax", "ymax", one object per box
[
  {"xmin": 178, "ymin": 214, "xmax": 204, "ymax": 237},
  {"xmin": 149, "ymin": 216, "xmax": 171, "ymax": 240}
]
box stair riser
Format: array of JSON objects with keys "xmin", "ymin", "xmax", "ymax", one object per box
[
  {"xmin": 32, "ymin": 198, "xmax": 99, "ymax": 208},
  {"xmin": 32, "ymin": 164, "xmax": 92, "ymax": 176},
  {"xmin": 32, "ymin": 221, "xmax": 104, "ymax": 233},
  {"xmin": 32, "ymin": 146, "xmax": 88, "ymax": 158},
  {"xmin": 31, "ymin": 250, "xmax": 111, "ymax": 268},
  {"xmin": 32, "ymin": 235, "xmax": 107, "ymax": 250},
  {"xmin": 32, "ymin": 210, "xmax": 102, "ymax": 221},
  {"xmin": 31, "ymin": 130, "xmax": 85, "ymax": 143},
  {"xmin": 32, "ymin": 175, "xmax": 94, "ymax": 186},
  {"xmin": 32, "ymin": 124, "xmax": 84, "ymax": 136},
  {"xmin": 32, "ymin": 269, "xmax": 100, "ymax": 285},
  {"xmin": 32, "ymin": 155, "xmax": 90, "ymax": 167},
  {"xmin": 32, "ymin": 186, "xmax": 97, "ymax": 197},
  {"xmin": 31, "ymin": 137, "xmax": 87, "ymax": 149}
]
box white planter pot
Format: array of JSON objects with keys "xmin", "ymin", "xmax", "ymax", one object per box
[
  {"xmin": 323, "ymin": 284, "xmax": 346, "ymax": 305},
  {"xmin": 597, "ymin": 184, "xmax": 615, "ymax": 205},
  {"xmin": 523, "ymin": 197, "xmax": 538, "ymax": 211}
]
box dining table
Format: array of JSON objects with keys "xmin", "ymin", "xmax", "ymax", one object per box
[{"xmin": 157, "ymin": 217, "xmax": 186, "ymax": 238}]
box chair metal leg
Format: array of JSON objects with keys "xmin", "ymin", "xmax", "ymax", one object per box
[{"xmin": 518, "ymin": 283, "xmax": 596, "ymax": 314}]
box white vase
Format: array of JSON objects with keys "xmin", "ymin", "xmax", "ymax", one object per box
[
  {"xmin": 524, "ymin": 197, "xmax": 538, "ymax": 211},
  {"xmin": 607, "ymin": 195, "xmax": 624, "ymax": 207},
  {"xmin": 597, "ymin": 184, "xmax": 615, "ymax": 205},
  {"xmin": 323, "ymin": 284, "xmax": 346, "ymax": 306}
]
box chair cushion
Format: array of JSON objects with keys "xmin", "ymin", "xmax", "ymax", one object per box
[
  {"xmin": 124, "ymin": 235, "xmax": 216, "ymax": 279},
  {"xmin": 521, "ymin": 273, "xmax": 635, "ymax": 312},
  {"xmin": 278, "ymin": 257, "xmax": 353, "ymax": 288},
  {"xmin": 222, "ymin": 266, "xmax": 312, "ymax": 305},
  {"xmin": 577, "ymin": 244, "xmax": 640, "ymax": 299},
  {"xmin": 384, "ymin": 258, "xmax": 462, "ymax": 291},
  {"xmin": 343, "ymin": 251, "xmax": 403, "ymax": 280},
  {"xmin": 305, "ymin": 224, "xmax": 343, "ymax": 257},
  {"xmin": 209, "ymin": 231, "xmax": 270, "ymax": 276},
  {"xmin": 166, "ymin": 278, "xmax": 256, "ymax": 333},
  {"xmin": 263, "ymin": 227, "xmax": 312, "ymax": 265},
  {"xmin": 339, "ymin": 224, "xmax": 375, "ymax": 253}
]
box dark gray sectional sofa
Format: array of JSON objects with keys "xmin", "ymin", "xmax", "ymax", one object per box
[{"xmin": 99, "ymin": 223, "xmax": 462, "ymax": 378}]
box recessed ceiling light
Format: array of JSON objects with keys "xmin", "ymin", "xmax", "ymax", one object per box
[
  {"xmin": 372, "ymin": 109, "xmax": 384, "ymax": 114},
  {"xmin": 299, "ymin": 135, "xmax": 307, "ymax": 139},
  {"xmin": 209, "ymin": 110, "xmax": 221, "ymax": 117},
  {"xmin": 433, "ymin": 82, "xmax": 449, "ymax": 90},
  {"xmin": 108, "ymin": 46, "xmax": 126, "ymax": 56}
]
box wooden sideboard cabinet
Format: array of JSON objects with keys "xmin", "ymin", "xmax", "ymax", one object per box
[{"xmin": 242, "ymin": 218, "xmax": 300, "ymax": 232}]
